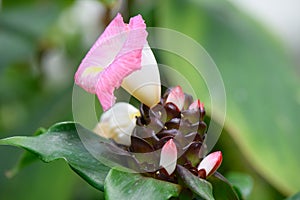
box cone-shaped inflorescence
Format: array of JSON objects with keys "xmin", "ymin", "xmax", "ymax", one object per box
[{"xmin": 126, "ymin": 87, "xmax": 208, "ymax": 183}]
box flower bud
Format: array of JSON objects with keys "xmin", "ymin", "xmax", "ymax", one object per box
[
  {"xmin": 166, "ymin": 86, "xmax": 185, "ymax": 111},
  {"xmin": 94, "ymin": 102, "xmax": 140, "ymax": 146},
  {"xmin": 159, "ymin": 139, "xmax": 177, "ymax": 175},
  {"xmin": 197, "ymin": 151, "xmax": 222, "ymax": 177}
]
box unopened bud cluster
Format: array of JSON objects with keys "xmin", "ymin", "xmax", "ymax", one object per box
[{"xmin": 128, "ymin": 87, "xmax": 208, "ymax": 182}]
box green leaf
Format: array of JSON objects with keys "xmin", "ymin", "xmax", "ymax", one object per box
[
  {"xmin": 176, "ymin": 165, "xmax": 214, "ymax": 200},
  {"xmin": 0, "ymin": 122, "xmax": 110, "ymax": 191},
  {"xmin": 226, "ymin": 172, "xmax": 253, "ymax": 199},
  {"xmin": 285, "ymin": 192, "xmax": 300, "ymax": 200},
  {"xmin": 208, "ymin": 172, "xmax": 240, "ymax": 200},
  {"xmin": 104, "ymin": 168, "xmax": 181, "ymax": 200},
  {"xmin": 156, "ymin": 0, "xmax": 300, "ymax": 195},
  {"xmin": 5, "ymin": 127, "xmax": 46, "ymax": 178}
]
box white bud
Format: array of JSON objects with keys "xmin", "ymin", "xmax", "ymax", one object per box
[{"xmin": 94, "ymin": 102, "xmax": 140, "ymax": 146}]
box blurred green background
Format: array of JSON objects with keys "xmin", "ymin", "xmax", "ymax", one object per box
[{"xmin": 0, "ymin": 0, "xmax": 299, "ymax": 199}]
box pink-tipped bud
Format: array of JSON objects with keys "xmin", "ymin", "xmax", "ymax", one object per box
[
  {"xmin": 197, "ymin": 151, "xmax": 222, "ymax": 177},
  {"xmin": 166, "ymin": 86, "xmax": 185, "ymax": 111},
  {"xmin": 159, "ymin": 139, "xmax": 178, "ymax": 175},
  {"xmin": 189, "ymin": 99, "xmax": 204, "ymax": 112}
]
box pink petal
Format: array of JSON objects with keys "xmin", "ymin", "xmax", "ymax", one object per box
[
  {"xmin": 166, "ymin": 86, "xmax": 185, "ymax": 110},
  {"xmin": 75, "ymin": 13, "xmax": 127, "ymax": 93},
  {"xmin": 189, "ymin": 99, "xmax": 204, "ymax": 112},
  {"xmin": 74, "ymin": 14, "xmax": 147, "ymax": 111},
  {"xmin": 159, "ymin": 139, "xmax": 178, "ymax": 175},
  {"xmin": 197, "ymin": 151, "xmax": 222, "ymax": 177},
  {"xmin": 96, "ymin": 48, "xmax": 143, "ymax": 110}
]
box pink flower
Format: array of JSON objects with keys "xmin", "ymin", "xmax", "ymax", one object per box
[
  {"xmin": 197, "ymin": 151, "xmax": 222, "ymax": 177},
  {"xmin": 166, "ymin": 86, "xmax": 185, "ymax": 111},
  {"xmin": 75, "ymin": 13, "xmax": 160, "ymax": 111},
  {"xmin": 159, "ymin": 139, "xmax": 178, "ymax": 175}
]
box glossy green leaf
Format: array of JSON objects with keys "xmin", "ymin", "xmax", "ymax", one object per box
[
  {"xmin": 226, "ymin": 172, "xmax": 253, "ymax": 199},
  {"xmin": 208, "ymin": 172, "xmax": 240, "ymax": 200},
  {"xmin": 0, "ymin": 122, "xmax": 110, "ymax": 191},
  {"xmin": 156, "ymin": 0, "xmax": 300, "ymax": 195},
  {"xmin": 5, "ymin": 128, "xmax": 46, "ymax": 178},
  {"xmin": 176, "ymin": 165, "xmax": 214, "ymax": 200},
  {"xmin": 104, "ymin": 168, "xmax": 181, "ymax": 200}
]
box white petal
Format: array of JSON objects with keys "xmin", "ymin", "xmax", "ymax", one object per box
[
  {"xmin": 121, "ymin": 43, "xmax": 161, "ymax": 108},
  {"xmin": 93, "ymin": 102, "xmax": 140, "ymax": 146},
  {"xmin": 159, "ymin": 139, "xmax": 177, "ymax": 175}
]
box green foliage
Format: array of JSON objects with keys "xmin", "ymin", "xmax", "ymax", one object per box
[
  {"xmin": 226, "ymin": 172, "xmax": 253, "ymax": 200},
  {"xmin": 207, "ymin": 173, "xmax": 240, "ymax": 200},
  {"xmin": 176, "ymin": 165, "xmax": 215, "ymax": 200},
  {"xmin": 104, "ymin": 169, "xmax": 181, "ymax": 200},
  {"xmin": 5, "ymin": 127, "xmax": 46, "ymax": 178},
  {"xmin": 0, "ymin": 122, "xmax": 110, "ymax": 191},
  {"xmin": 0, "ymin": 1, "xmax": 82, "ymax": 198}
]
